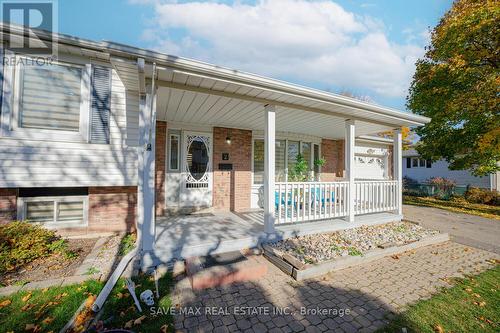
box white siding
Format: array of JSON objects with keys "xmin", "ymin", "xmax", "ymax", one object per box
[
  {"xmin": 403, "ymin": 158, "xmax": 491, "ymax": 189},
  {"xmin": 0, "ymin": 64, "xmax": 140, "ymax": 188}
]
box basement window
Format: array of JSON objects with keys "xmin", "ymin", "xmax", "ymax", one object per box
[{"xmin": 17, "ymin": 196, "xmax": 88, "ymax": 228}]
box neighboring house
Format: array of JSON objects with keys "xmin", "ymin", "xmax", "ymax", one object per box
[
  {"xmin": 0, "ymin": 25, "xmax": 430, "ymax": 265},
  {"xmin": 403, "ymin": 149, "xmax": 499, "ymax": 191}
]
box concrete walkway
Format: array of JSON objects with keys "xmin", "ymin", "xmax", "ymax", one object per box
[
  {"xmin": 403, "ymin": 205, "xmax": 500, "ymax": 254},
  {"xmin": 171, "ymin": 242, "xmax": 498, "ymax": 332}
]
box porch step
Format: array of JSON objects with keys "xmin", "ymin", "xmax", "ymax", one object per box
[
  {"xmin": 185, "ymin": 250, "xmax": 267, "ymax": 290},
  {"xmin": 165, "ymin": 206, "xmax": 214, "ymax": 216}
]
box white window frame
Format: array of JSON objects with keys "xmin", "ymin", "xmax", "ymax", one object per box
[
  {"xmin": 168, "ymin": 133, "xmax": 180, "ymax": 171},
  {"xmin": 411, "ymin": 157, "xmax": 427, "ymax": 168},
  {"xmin": 17, "ymin": 195, "xmax": 89, "ymax": 229},
  {"xmin": 0, "ymin": 53, "xmax": 91, "ymax": 142},
  {"xmin": 251, "ymin": 136, "xmax": 321, "ymax": 184}
]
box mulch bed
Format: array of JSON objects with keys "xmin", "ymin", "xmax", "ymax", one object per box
[{"xmin": 0, "ymin": 238, "xmax": 97, "ymax": 286}]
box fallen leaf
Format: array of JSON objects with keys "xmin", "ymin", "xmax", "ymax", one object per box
[
  {"xmin": 25, "ymin": 323, "xmax": 40, "ymax": 332},
  {"xmin": 160, "ymin": 324, "xmax": 168, "ymax": 333},
  {"xmin": 22, "ymin": 293, "xmax": 32, "ymax": 302},
  {"xmin": 41, "ymin": 288, "xmax": 49, "ymax": 293},
  {"xmin": 433, "ymin": 324, "xmax": 444, "ymax": 333},
  {"xmin": 473, "ymin": 301, "xmax": 486, "ymax": 307},
  {"xmin": 55, "ymin": 293, "xmax": 68, "ymax": 300},
  {"xmin": 120, "ymin": 311, "xmax": 126, "ymax": 317},
  {"xmin": 134, "ymin": 315, "xmax": 147, "ymax": 325},
  {"xmin": 21, "ymin": 303, "xmax": 36, "ymax": 311},
  {"xmin": 0, "ymin": 299, "xmax": 12, "ymax": 308},
  {"xmin": 73, "ymin": 325, "xmax": 85, "ymax": 333},
  {"xmin": 464, "ymin": 287, "xmax": 472, "ymax": 292},
  {"xmin": 85, "ymin": 295, "xmax": 96, "ymax": 308},
  {"xmin": 124, "ymin": 320, "xmax": 133, "ymax": 329},
  {"xmin": 391, "ymin": 254, "xmax": 400, "ymax": 260},
  {"xmin": 472, "ymin": 293, "xmax": 481, "ymax": 298},
  {"xmin": 42, "ymin": 317, "xmax": 54, "ymax": 325},
  {"xmin": 116, "ymin": 292, "xmax": 124, "ymax": 299},
  {"xmin": 464, "ymin": 247, "xmax": 470, "ymax": 252}
]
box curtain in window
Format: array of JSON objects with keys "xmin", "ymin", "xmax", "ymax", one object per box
[
  {"xmin": 253, "ymin": 139, "xmax": 287, "ymax": 184},
  {"xmin": 301, "ymin": 142, "xmax": 312, "ymax": 170},
  {"xmin": 287, "ymin": 140, "xmax": 300, "ymax": 174},
  {"xmin": 20, "ymin": 63, "xmax": 82, "ymax": 131}
]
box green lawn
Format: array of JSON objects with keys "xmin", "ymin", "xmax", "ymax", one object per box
[
  {"xmin": 403, "ymin": 195, "xmax": 500, "ymax": 220},
  {"xmin": 0, "ymin": 271, "xmax": 174, "ymax": 332},
  {"xmin": 0, "ymin": 279, "xmax": 103, "ymax": 332},
  {"xmin": 98, "ymin": 272, "xmax": 174, "ymax": 332},
  {"xmin": 378, "ymin": 265, "xmax": 500, "ymax": 333}
]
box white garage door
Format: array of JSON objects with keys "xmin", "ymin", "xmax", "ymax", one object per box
[{"xmin": 355, "ymin": 155, "xmax": 386, "ymax": 180}]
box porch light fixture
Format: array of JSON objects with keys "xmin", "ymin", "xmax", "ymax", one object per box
[{"xmin": 226, "ymin": 130, "xmax": 232, "ymax": 144}]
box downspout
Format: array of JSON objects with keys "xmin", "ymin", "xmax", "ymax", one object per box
[{"xmin": 92, "ymin": 62, "xmax": 157, "ymax": 313}]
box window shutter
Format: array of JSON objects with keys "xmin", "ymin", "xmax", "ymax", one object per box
[
  {"xmin": 406, "ymin": 157, "xmax": 411, "ymax": 168},
  {"xmin": 90, "ymin": 66, "xmax": 111, "ymax": 143},
  {"xmin": 426, "ymin": 159, "xmax": 432, "ymax": 168}
]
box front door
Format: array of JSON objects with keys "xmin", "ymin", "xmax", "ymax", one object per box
[{"xmin": 180, "ymin": 131, "xmax": 213, "ymax": 207}]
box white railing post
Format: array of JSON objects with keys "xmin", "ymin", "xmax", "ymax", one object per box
[
  {"xmin": 345, "ymin": 120, "xmax": 355, "ymax": 222},
  {"xmin": 393, "ymin": 129, "xmax": 403, "ymax": 216},
  {"xmin": 264, "ymin": 105, "xmax": 276, "ymax": 233}
]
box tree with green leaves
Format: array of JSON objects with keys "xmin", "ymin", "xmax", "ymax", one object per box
[{"xmin": 407, "ymin": 0, "xmax": 499, "ymax": 176}]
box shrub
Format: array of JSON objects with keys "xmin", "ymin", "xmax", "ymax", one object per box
[
  {"xmin": 0, "ymin": 221, "xmax": 68, "ymax": 274},
  {"xmin": 427, "ymin": 177, "xmax": 456, "ymax": 199},
  {"xmin": 465, "ymin": 187, "xmax": 500, "ymax": 206}
]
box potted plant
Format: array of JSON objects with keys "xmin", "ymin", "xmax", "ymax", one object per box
[{"xmin": 314, "ymin": 157, "xmax": 326, "ymax": 181}]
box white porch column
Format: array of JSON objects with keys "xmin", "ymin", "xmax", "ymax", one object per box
[
  {"xmin": 393, "ymin": 128, "xmax": 403, "ymax": 216},
  {"xmin": 264, "ymin": 105, "xmax": 276, "ymax": 234},
  {"xmin": 345, "ymin": 120, "xmax": 355, "ymax": 222},
  {"xmin": 138, "ymin": 81, "xmax": 157, "ymax": 253}
]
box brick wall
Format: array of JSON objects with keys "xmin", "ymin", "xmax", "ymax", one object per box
[
  {"xmin": 88, "ymin": 186, "xmax": 137, "ymax": 233},
  {"xmin": 212, "ymin": 127, "xmax": 252, "ymax": 212},
  {"xmin": 321, "ymin": 139, "xmax": 345, "ymax": 181},
  {"xmin": 0, "ymin": 188, "xmax": 17, "ymax": 224},
  {"xmin": 155, "ymin": 121, "xmax": 167, "ymax": 216}
]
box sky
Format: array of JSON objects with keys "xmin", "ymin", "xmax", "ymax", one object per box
[{"xmin": 56, "ymin": 0, "xmax": 453, "ymax": 111}]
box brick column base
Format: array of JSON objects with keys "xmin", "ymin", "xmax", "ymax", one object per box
[
  {"xmin": 0, "ymin": 189, "xmax": 17, "ymax": 224},
  {"xmin": 88, "ymin": 186, "xmax": 137, "ymax": 233}
]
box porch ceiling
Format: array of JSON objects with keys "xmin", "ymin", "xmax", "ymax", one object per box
[
  {"xmin": 156, "ymin": 84, "xmax": 393, "ymax": 140},
  {"xmin": 110, "ymin": 53, "xmax": 430, "ymax": 140}
]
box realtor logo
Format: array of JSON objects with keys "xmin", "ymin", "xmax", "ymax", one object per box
[{"xmin": 1, "ymin": 0, "xmax": 57, "ymax": 56}]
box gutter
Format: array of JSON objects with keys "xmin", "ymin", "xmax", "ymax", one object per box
[{"xmin": 91, "ymin": 247, "xmax": 139, "ymax": 312}]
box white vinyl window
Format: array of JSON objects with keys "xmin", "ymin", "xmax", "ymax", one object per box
[
  {"xmin": 17, "ymin": 196, "xmax": 88, "ymax": 228},
  {"xmin": 253, "ymin": 138, "xmax": 318, "ymax": 184},
  {"xmin": 19, "ymin": 63, "xmax": 83, "ymax": 131},
  {"xmin": 411, "ymin": 157, "xmax": 428, "ymax": 168},
  {"xmin": 169, "ymin": 134, "xmax": 180, "ymax": 171},
  {"xmin": 1, "ymin": 55, "xmax": 91, "ymax": 142}
]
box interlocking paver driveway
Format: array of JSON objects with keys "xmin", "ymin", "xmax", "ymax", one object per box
[{"xmin": 171, "ymin": 242, "xmax": 498, "ymax": 332}]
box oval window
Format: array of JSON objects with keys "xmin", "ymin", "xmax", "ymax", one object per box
[{"xmin": 187, "ymin": 139, "xmax": 209, "ymax": 180}]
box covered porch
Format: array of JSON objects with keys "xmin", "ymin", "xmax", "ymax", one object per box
[
  {"xmin": 152, "ymin": 211, "xmax": 402, "ymax": 264},
  {"xmin": 109, "ymin": 50, "xmax": 429, "ymax": 265}
]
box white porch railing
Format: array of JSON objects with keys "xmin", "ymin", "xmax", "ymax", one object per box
[
  {"xmin": 274, "ymin": 180, "xmax": 399, "ymax": 224},
  {"xmin": 354, "ymin": 180, "xmax": 399, "ymax": 215},
  {"xmin": 275, "ymin": 181, "xmax": 349, "ymax": 224}
]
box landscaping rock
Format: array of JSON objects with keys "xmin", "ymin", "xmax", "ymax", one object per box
[{"xmin": 269, "ymin": 221, "xmax": 440, "ymax": 265}]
